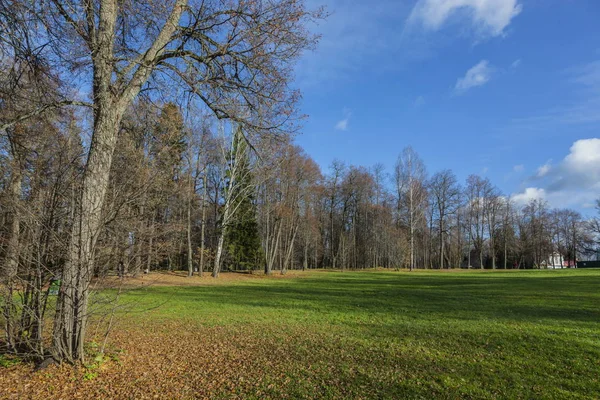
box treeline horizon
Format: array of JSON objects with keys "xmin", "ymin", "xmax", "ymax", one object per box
[
  {"xmin": 4, "ymin": 99, "xmax": 599, "ymax": 280},
  {"xmin": 129, "ymin": 104, "xmax": 600, "ymax": 274}
]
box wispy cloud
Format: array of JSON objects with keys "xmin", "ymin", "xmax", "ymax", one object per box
[
  {"xmin": 513, "ymin": 164, "xmax": 524, "ymax": 172},
  {"xmin": 568, "ymin": 60, "xmax": 600, "ymax": 88},
  {"xmin": 414, "ymin": 95, "xmax": 426, "ymax": 107},
  {"xmin": 455, "ymin": 60, "xmax": 493, "ymax": 94},
  {"xmin": 536, "ymin": 161, "xmax": 552, "ymax": 177},
  {"xmin": 297, "ymin": 0, "xmax": 522, "ymax": 88},
  {"xmin": 335, "ymin": 119, "xmax": 349, "ymax": 131},
  {"xmin": 296, "ymin": 0, "xmax": 412, "ymax": 88},
  {"xmin": 406, "ymin": 0, "xmax": 522, "ymax": 40},
  {"xmin": 335, "ymin": 108, "xmax": 352, "ymax": 131},
  {"xmin": 512, "ymin": 60, "xmax": 600, "ymax": 129},
  {"xmin": 510, "ymin": 59, "xmax": 522, "ymax": 69}
]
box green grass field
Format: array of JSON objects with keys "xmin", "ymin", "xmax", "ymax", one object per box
[
  {"xmin": 3, "ymin": 269, "xmax": 600, "ymax": 399},
  {"xmin": 109, "ymin": 269, "xmax": 600, "ymax": 399}
]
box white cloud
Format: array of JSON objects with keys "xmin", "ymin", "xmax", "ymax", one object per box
[
  {"xmin": 513, "ymin": 187, "xmax": 546, "ymax": 206},
  {"xmin": 455, "ymin": 60, "xmax": 493, "ymax": 93},
  {"xmin": 407, "ymin": 0, "xmax": 522, "ymax": 39},
  {"xmin": 550, "ymin": 138, "xmax": 600, "ymax": 191},
  {"xmin": 513, "ymin": 138, "xmax": 600, "ymax": 209},
  {"xmin": 564, "ymin": 138, "xmax": 600, "ymax": 170},
  {"xmin": 335, "ymin": 108, "xmax": 352, "ymax": 131},
  {"xmin": 512, "ymin": 188, "xmax": 599, "ymax": 211},
  {"xmin": 513, "ymin": 164, "xmax": 524, "ymax": 172},
  {"xmin": 335, "ymin": 119, "xmax": 349, "ymax": 131},
  {"xmin": 511, "ymin": 59, "xmax": 522, "ymax": 69},
  {"xmin": 297, "ymin": 0, "xmax": 522, "ymax": 87},
  {"xmin": 536, "ymin": 161, "xmax": 552, "ymax": 177}
]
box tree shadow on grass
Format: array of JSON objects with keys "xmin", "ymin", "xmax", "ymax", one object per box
[
  {"xmin": 112, "ymin": 271, "xmax": 600, "ymax": 399},
  {"xmin": 122, "ymin": 272, "xmax": 600, "ymax": 327}
]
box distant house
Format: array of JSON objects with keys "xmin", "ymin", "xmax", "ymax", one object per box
[
  {"xmin": 545, "ymin": 252, "xmax": 576, "ymax": 269},
  {"xmin": 545, "ymin": 252, "xmax": 564, "ymax": 269}
]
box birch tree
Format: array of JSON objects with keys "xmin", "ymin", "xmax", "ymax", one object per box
[
  {"xmin": 395, "ymin": 147, "xmax": 427, "ymax": 271},
  {"xmin": 213, "ymin": 125, "xmax": 259, "ymax": 277}
]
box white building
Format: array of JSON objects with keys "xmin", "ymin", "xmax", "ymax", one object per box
[{"xmin": 546, "ymin": 252, "xmax": 564, "ymax": 269}]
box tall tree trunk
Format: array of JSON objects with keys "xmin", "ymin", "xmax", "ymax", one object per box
[
  {"xmin": 134, "ymin": 204, "xmax": 144, "ymax": 276},
  {"xmin": 53, "ymin": 105, "xmax": 122, "ymax": 362},
  {"xmin": 213, "ymin": 194, "xmax": 232, "ymax": 278},
  {"xmin": 213, "ymin": 228, "xmax": 226, "ymax": 278},
  {"xmin": 440, "ymin": 218, "xmax": 445, "ymax": 270},
  {"xmin": 504, "ymin": 238, "xmax": 507, "ymax": 269},
  {"xmin": 187, "ymin": 175, "xmax": 194, "ymax": 277},
  {"xmin": 282, "ymin": 224, "xmax": 299, "ymax": 275},
  {"xmin": 491, "ymin": 237, "xmax": 496, "ymax": 269},
  {"xmin": 314, "ymin": 236, "xmax": 318, "ymax": 269},
  {"xmin": 199, "ymin": 177, "xmax": 207, "ymax": 277},
  {"xmin": 51, "ymin": 0, "xmax": 185, "ymax": 362},
  {"xmin": 265, "ymin": 219, "xmax": 282, "ymax": 275},
  {"xmin": 303, "ymin": 238, "xmax": 308, "ymax": 271},
  {"xmin": 479, "ymin": 246, "xmax": 484, "ymax": 270},
  {"xmin": 410, "ymin": 219, "xmax": 414, "ymax": 272},
  {"xmin": 467, "ymin": 227, "xmax": 472, "ymax": 269},
  {"xmin": 146, "ymin": 215, "xmax": 155, "ymax": 274},
  {"xmin": 2, "ymin": 164, "xmax": 22, "ymax": 352}
]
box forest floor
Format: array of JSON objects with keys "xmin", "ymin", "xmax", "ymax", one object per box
[{"xmin": 2, "ymin": 269, "xmax": 600, "ymax": 399}]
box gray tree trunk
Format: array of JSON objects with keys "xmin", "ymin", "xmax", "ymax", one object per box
[
  {"xmin": 199, "ymin": 176, "xmax": 207, "ymax": 277},
  {"xmin": 2, "ymin": 163, "xmax": 22, "ymax": 351},
  {"xmin": 51, "ymin": 0, "xmax": 186, "ymax": 362},
  {"xmin": 53, "ymin": 106, "xmax": 122, "ymax": 362},
  {"xmin": 187, "ymin": 174, "xmax": 194, "ymax": 277}
]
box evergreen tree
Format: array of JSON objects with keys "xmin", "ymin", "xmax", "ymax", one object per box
[
  {"xmin": 152, "ymin": 103, "xmax": 186, "ymax": 181},
  {"xmin": 224, "ymin": 126, "xmax": 262, "ymax": 271}
]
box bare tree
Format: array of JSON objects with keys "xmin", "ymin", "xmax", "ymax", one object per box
[
  {"xmin": 395, "ymin": 147, "xmax": 427, "ymax": 271},
  {"xmin": 465, "ymin": 175, "xmax": 488, "ymax": 269},
  {"xmin": 484, "ymin": 184, "xmax": 502, "ymax": 269},
  {"xmin": 501, "ymin": 197, "xmax": 516, "ymax": 269},
  {"xmin": 429, "ymin": 170, "xmax": 461, "ymax": 269}
]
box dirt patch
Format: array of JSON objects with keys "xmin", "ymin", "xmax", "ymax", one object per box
[{"xmin": 94, "ymin": 270, "xmax": 311, "ymax": 289}]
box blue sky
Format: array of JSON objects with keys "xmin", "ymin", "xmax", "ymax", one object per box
[{"xmin": 293, "ymin": 0, "xmax": 600, "ymax": 213}]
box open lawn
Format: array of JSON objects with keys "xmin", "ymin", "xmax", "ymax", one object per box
[{"xmin": 2, "ymin": 269, "xmax": 600, "ymax": 399}]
